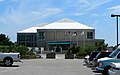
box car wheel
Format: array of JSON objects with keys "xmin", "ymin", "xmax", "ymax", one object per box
[
  {"xmin": 102, "ymin": 66, "xmax": 111, "ymax": 75},
  {"xmin": 3, "ymin": 58, "xmax": 13, "ymax": 66}
]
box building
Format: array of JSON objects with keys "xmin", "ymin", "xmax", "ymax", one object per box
[{"xmin": 17, "ymin": 18, "xmax": 104, "ymax": 53}]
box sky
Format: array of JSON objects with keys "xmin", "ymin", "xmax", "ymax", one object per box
[{"xmin": 0, "ymin": 0, "xmax": 120, "ymax": 46}]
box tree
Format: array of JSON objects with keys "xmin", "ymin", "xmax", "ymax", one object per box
[
  {"xmin": 76, "ymin": 47, "xmax": 87, "ymax": 56},
  {"xmin": 96, "ymin": 41, "xmax": 108, "ymax": 51},
  {"xmin": 0, "ymin": 34, "xmax": 13, "ymax": 46},
  {"xmin": 85, "ymin": 45, "xmax": 97, "ymax": 55}
]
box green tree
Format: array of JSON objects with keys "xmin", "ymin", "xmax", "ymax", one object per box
[
  {"xmin": 76, "ymin": 45, "xmax": 97, "ymax": 57},
  {"xmin": 85, "ymin": 45, "xmax": 97, "ymax": 55},
  {"xmin": 0, "ymin": 34, "xmax": 13, "ymax": 46},
  {"xmin": 96, "ymin": 41, "xmax": 108, "ymax": 51},
  {"xmin": 76, "ymin": 47, "xmax": 87, "ymax": 56}
]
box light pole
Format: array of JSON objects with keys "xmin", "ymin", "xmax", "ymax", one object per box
[{"xmin": 111, "ymin": 14, "xmax": 120, "ymax": 47}]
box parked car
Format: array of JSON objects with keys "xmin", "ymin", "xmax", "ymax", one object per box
[
  {"xmin": 96, "ymin": 46, "xmax": 120, "ymax": 75},
  {"xmin": 84, "ymin": 55, "xmax": 89, "ymax": 64},
  {"xmin": 109, "ymin": 62, "xmax": 120, "ymax": 75},
  {"xmin": 0, "ymin": 52, "xmax": 21, "ymax": 66},
  {"xmin": 88, "ymin": 51, "xmax": 99, "ymax": 65},
  {"xmin": 93, "ymin": 52, "xmax": 112, "ymax": 66}
]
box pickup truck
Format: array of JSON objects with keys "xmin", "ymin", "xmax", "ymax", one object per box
[
  {"xmin": 0, "ymin": 53, "xmax": 20, "ymax": 66},
  {"xmin": 96, "ymin": 46, "xmax": 120, "ymax": 75}
]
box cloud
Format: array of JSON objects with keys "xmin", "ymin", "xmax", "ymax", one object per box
[
  {"xmin": 86, "ymin": 0, "xmax": 113, "ymax": 11},
  {"xmin": 31, "ymin": 8, "xmax": 62, "ymax": 16},
  {"xmin": 107, "ymin": 5, "xmax": 120, "ymax": 14},
  {"xmin": 30, "ymin": 8, "xmax": 62, "ymax": 21},
  {"xmin": 74, "ymin": 13, "xmax": 84, "ymax": 16},
  {"xmin": 0, "ymin": 6, "xmax": 24, "ymax": 25},
  {"xmin": 0, "ymin": 0, "xmax": 62, "ymax": 26},
  {"xmin": 0, "ymin": 7, "xmax": 62, "ymax": 26},
  {"xmin": 72, "ymin": 0, "xmax": 113, "ymax": 16}
]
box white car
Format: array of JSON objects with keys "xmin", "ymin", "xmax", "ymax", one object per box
[
  {"xmin": 84, "ymin": 55, "xmax": 89, "ymax": 64},
  {"xmin": 109, "ymin": 62, "xmax": 120, "ymax": 75},
  {"xmin": 0, "ymin": 52, "xmax": 21, "ymax": 66}
]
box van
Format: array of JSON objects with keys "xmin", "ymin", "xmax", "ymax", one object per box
[{"xmin": 96, "ymin": 47, "xmax": 120, "ymax": 75}]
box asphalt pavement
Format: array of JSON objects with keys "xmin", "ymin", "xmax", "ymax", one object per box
[{"xmin": 0, "ymin": 54, "xmax": 101, "ymax": 75}]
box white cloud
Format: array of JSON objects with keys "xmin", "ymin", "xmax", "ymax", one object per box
[
  {"xmin": 72, "ymin": 0, "xmax": 113, "ymax": 16},
  {"xmin": 30, "ymin": 8, "xmax": 62, "ymax": 20},
  {"xmin": 0, "ymin": 6, "xmax": 24, "ymax": 25},
  {"xmin": 75, "ymin": 0, "xmax": 90, "ymax": 7},
  {"xmin": 86, "ymin": 0, "xmax": 113, "ymax": 11},
  {"xmin": 0, "ymin": 7, "xmax": 62, "ymax": 26},
  {"xmin": 0, "ymin": 0, "xmax": 62, "ymax": 26},
  {"xmin": 91, "ymin": 14, "xmax": 98, "ymax": 16},
  {"xmin": 31, "ymin": 8, "xmax": 62, "ymax": 16},
  {"xmin": 107, "ymin": 5, "xmax": 120, "ymax": 14},
  {"xmin": 74, "ymin": 13, "xmax": 84, "ymax": 16}
]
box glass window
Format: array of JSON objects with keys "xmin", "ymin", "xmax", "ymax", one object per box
[
  {"xmin": 109, "ymin": 49, "xmax": 120, "ymax": 58},
  {"xmin": 39, "ymin": 32, "xmax": 45, "ymax": 39},
  {"xmin": 18, "ymin": 42, "xmax": 25, "ymax": 46},
  {"xmin": 117, "ymin": 53, "xmax": 120, "ymax": 59},
  {"xmin": 35, "ymin": 34, "xmax": 37, "ymax": 41},
  {"xmin": 26, "ymin": 35, "xmax": 33, "ymax": 41},
  {"xmin": 87, "ymin": 32, "xmax": 93, "ymax": 39},
  {"xmin": 18, "ymin": 35, "xmax": 25, "ymax": 41}
]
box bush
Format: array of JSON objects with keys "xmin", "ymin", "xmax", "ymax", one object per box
[
  {"xmin": 75, "ymin": 45, "xmax": 97, "ymax": 58},
  {"xmin": 65, "ymin": 54, "xmax": 74, "ymax": 59},
  {"xmin": 46, "ymin": 52, "xmax": 56, "ymax": 59},
  {"xmin": 0, "ymin": 44, "xmax": 36, "ymax": 59},
  {"xmin": 85, "ymin": 45, "xmax": 97, "ymax": 55},
  {"xmin": 76, "ymin": 47, "xmax": 87, "ymax": 57}
]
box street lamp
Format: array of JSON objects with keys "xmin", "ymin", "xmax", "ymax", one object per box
[{"xmin": 111, "ymin": 14, "xmax": 120, "ymax": 47}]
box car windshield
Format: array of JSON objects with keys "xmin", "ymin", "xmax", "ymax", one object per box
[{"xmin": 109, "ymin": 48, "xmax": 120, "ymax": 58}]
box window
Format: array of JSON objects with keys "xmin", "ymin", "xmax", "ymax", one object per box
[
  {"xmin": 39, "ymin": 32, "xmax": 45, "ymax": 39},
  {"xmin": 18, "ymin": 42, "xmax": 25, "ymax": 46},
  {"xmin": 87, "ymin": 32, "xmax": 93, "ymax": 39},
  {"xmin": 109, "ymin": 49, "xmax": 120, "ymax": 58},
  {"xmin": 35, "ymin": 34, "xmax": 37, "ymax": 41},
  {"xmin": 18, "ymin": 35, "xmax": 25, "ymax": 41},
  {"xmin": 117, "ymin": 53, "xmax": 120, "ymax": 59},
  {"xmin": 26, "ymin": 35, "xmax": 33, "ymax": 41}
]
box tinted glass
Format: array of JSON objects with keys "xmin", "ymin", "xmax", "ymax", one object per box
[
  {"xmin": 89, "ymin": 51, "xmax": 99, "ymax": 61},
  {"xmin": 109, "ymin": 48, "xmax": 120, "ymax": 58},
  {"xmin": 97, "ymin": 52, "xmax": 111, "ymax": 59}
]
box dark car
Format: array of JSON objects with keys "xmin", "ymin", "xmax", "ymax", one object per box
[
  {"xmin": 93, "ymin": 52, "xmax": 112, "ymax": 66},
  {"xmin": 89, "ymin": 51, "xmax": 99, "ymax": 65}
]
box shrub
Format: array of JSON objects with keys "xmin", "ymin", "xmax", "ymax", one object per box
[{"xmin": 76, "ymin": 47, "xmax": 87, "ymax": 57}]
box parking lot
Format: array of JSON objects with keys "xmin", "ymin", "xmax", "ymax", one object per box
[{"xmin": 0, "ymin": 54, "xmax": 101, "ymax": 75}]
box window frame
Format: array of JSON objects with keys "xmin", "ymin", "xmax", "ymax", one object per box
[{"xmin": 87, "ymin": 32, "xmax": 93, "ymax": 39}]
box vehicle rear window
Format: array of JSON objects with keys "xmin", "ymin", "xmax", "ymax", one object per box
[{"xmin": 97, "ymin": 52, "xmax": 112, "ymax": 59}]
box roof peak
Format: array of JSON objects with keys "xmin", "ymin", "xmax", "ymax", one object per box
[{"xmin": 56, "ymin": 18, "xmax": 76, "ymax": 23}]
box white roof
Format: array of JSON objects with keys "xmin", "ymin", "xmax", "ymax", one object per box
[
  {"xmin": 18, "ymin": 18, "xmax": 94, "ymax": 33},
  {"xmin": 18, "ymin": 27, "xmax": 37, "ymax": 33},
  {"xmin": 18, "ymin": 23, "xmax": 49, "ymax": 33}
]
